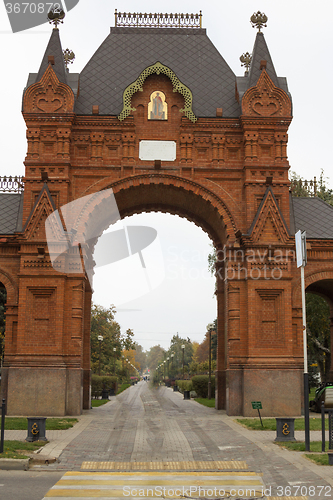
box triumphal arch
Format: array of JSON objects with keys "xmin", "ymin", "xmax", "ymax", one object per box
[{"xmin": 1, "ymin": 11, "xmax": 333, "ymax": 416}]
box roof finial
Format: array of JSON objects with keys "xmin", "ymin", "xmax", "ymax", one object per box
[
  {"xmin": 240, "ymin": 52, "xmax": 252, "ymax": 76},
  {"xmin": 63, "ymin": 49, "xmax": 75, "ymax": 72},
  {"xmin": 47, "ymin": 8, "xmax": 65, "ymax": 29},
  {"xmin": 250, "ymin": 11, "xmax": 268, "ymax": 32}
]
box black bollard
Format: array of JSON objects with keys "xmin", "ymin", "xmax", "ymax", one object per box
[{"xmin": 0, "ymin": 399, "xmax": 5, "ymax": 453}]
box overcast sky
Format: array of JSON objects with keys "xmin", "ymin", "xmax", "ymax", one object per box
[{"xmin": 1, "ymin": 1, "xmax": 332, "ymax": 351}]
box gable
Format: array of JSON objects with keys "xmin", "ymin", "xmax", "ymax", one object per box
[
  {"xmin": 248, "ymin": 188, "xmax": 290, "ymax": 244},
  {"xmin": 23, "ymin": 184, "xmax": 57, "ymax": 241}
]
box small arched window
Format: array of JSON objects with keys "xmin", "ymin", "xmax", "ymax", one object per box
[{"xmin": 148, "ymin": 91, "xmax": 168, "ymax": 120}]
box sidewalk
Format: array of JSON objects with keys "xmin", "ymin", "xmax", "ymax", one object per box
[{"xmin": 4, "ymin": 382, "xmax": 333, "ymax": 494}]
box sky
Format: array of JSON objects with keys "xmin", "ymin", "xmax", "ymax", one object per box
[{"xmin": 1, "ymin": 0, "xmax": 333, "ymax": 352}]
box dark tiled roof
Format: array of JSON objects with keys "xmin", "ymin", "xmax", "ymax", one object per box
[
  {"xmin": 248, "ymin": 32, "xmax": 279, "ymax": 88},
  {"xmin": 0, "ymin": 194, "xmax": 23, "ymax": 234},
  {"xmin": 237, "ymin": 33, "xmax": 291, "ymax": 104},
  {"xmin": 36, "ymin": 28, "xmax": 67, "ymax": 84},
  {"xmin": 291, "ymin": 197, "xmax": 333, "ymax": 239},
  {"xmin": 74, "ymin": 27, "xmax": 241, "ymax": 118}
]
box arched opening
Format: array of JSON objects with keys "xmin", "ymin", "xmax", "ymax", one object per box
[
  {"xmin": 92, "ymin": 211, "xmax": 217, "ymax": 353},
  {"xmin": 79, "ymin": 180, "xmax": 231, "ymax": 410},
  {"xmin": 306, "ymin": 279, "xmax": 333, "ymax": 385}
]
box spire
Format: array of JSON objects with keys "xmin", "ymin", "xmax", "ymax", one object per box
[
  {"xmin": 36, "ymin": 27, "xmax": 67, "ymax": 84},
  {"xmin": 247, "ymin": 31, "xmax": 279, "ymax": 88}
]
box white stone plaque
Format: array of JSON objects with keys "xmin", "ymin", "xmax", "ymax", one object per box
[{"xmin": 139, "ymin": 140, "xmax": 176, "ymax": 161}]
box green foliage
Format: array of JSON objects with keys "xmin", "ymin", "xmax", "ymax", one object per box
[
  {"xmin": 176, "ymin": 379, "xmax": 193, "ymax": 392},
  {"xmin": 194, "ymin": 398, "xmax": 216, "ymax": 408},
  {"xmin": 191, "ymin": 375, "xmax": 215, "ymax": 398},
  {"xmin": 91, "ymin": 374, "xmax": 117, "ymax": 398},
  {"xmin": 90, "ymin": 304, "xmax": 122, "ymax": 375},
  {"xmin": 0, "ymin": 440, "xmax": 46, "ymax": 459},
  {"xmin": 134, "ymin": 342, "xmax": 147, "ymax": 372},
  {"xmin": 3, "ymin": 417, "xmax": 77, "ymax": 430},
  {"xmin": 122, "ymin": 328, "xmax": 136, "ymax": 351},
  {"xmin": 167, "ymin": 335, "xmax": 193, "ymax": 378},
  {"xmin": 306, "ymin": 293, "xmax": 331, "ymax": 383},
  {"xmin": 236, "ymin": 418, "xmax": 328, "ymax": 431},
  {"xmin": 290, "ymin": 169, "xmax": 333, "ymax": 206},
  {"xmin": 91, "ymin": 399, "xmax": 109, "ymax": 407},
  {"xmin": 276, "ymin": 440, "xmax": 329, "ymax": 452},
  {"xmin": 304, "ymin": 453, "xmax": 330, "ymax": 466},
  {"xmin": 275, "ymin": 441, "xmax": 331, "ymax": 463},
  {"xmin": 117, "ymin": 383, "xmax": 131, "ymax": 394},
  {"xmin": 147, "ymin": 344, "xmax": 166, "ymax": 372},
  {"xmin": 208, "ymin": 245, "xmax": 217, "ymax": 276}
]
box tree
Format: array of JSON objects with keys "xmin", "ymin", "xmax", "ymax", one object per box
[
  {"xmin": 0, "ymin": 286, "xmax": 6, "ymax": 363},
  {"xmin": 147, "ymin": 344, "xmax": 165, "ymax": 372},
  {"xmin": 168, "ymin": 334, "xmax": 193, "ymax": 378},
  {"xmin": 122, "ymin": 348, "xmax": 140, "ymax": 374},
  {"xmin": 306, "ymin": 293, "xmax": 331, "ymax": 383},
  {"xmin": 290, "ymin": 169, "xmax": 333, "ymax": 205},
  {"xmin": 90, "ymin": 304, "xmax": 122, "ymax": 375},
  {"xmin": 133, "ymin": 343, "xmax": 147, "ymax": 373},
  {"xmin": 122, "ymin": 328, "xmax": 136, "ymax": 351},
  {"xmin": 291, "ymin": 168, "xmax": 333, "ymax": 384}
]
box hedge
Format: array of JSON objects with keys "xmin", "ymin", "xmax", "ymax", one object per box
[
  {"xmin": 176, "ymin": 380, "xmax": 193, "ymax": 392},
  {"xmin": 91, "ymin": 375, "xmax": 118, "ymax": 398},
  {"xmin": 191, "ymin": 375, "xmax": 215, "ymax": 398}
]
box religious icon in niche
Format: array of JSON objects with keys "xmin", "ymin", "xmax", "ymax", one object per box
[{"xmin": 148, "ymin": 91, "xmax": 168, "ymax": 120}]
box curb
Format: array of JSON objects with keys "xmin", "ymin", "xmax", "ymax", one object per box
[
  {"xmin": 0, "ymin": 458, "xmax": 30, "ymax": 470},
  {"xmin": 29, "ymin": 455, "xmax": 58, "ymax": 466}
]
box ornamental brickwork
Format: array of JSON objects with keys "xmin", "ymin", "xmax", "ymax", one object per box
[{"xmin": 0, "ymin": 19, "xmax": 333, "ymax": 416}]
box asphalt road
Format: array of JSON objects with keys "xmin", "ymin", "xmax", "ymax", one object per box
[{"xmin": 0, "ymin": 470, "xmax": 63, "ymax": 500}]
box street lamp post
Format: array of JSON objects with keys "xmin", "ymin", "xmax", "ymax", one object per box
[
  {"xmin": 98, "ymin": 335, "xmax": 103, "ymax": 376},
  {"xmin": 113, "ymin": 347, "xmax": 116, "ymax": 375},
  {"xmin": 171, "ymin": 353, "xmax": 174, "ymax": 377},
  {"xmin": 167, "ymin": 357, "xmax": 169, "ymax": 379},
  {"xmin": 181, "ymin": 344, "xmax": 185, "ymax": 379},
  {"xmin": 208, "ymin": 328, "xmax": 212, "ymax": 400}
]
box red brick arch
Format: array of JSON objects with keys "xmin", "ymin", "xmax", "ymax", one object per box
[
  {"xmin": 292, "ymin": 269, "xmax": 333, "ymax": 304},
  {"xmin": 0, "ymin": 268, "xmax": 18, "ymax": 305},
  {"xmin": 78, "ymin": 173, "xmax": 238, "ymax": 247}
]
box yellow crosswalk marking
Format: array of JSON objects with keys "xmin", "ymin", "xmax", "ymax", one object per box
[
  {"xmin": 81, "ymin": 460, "xmax": 247, "ymax": 470},
  {"xmin": 43, "ymin": 470, "xmax": 265, "ymax": 499}
]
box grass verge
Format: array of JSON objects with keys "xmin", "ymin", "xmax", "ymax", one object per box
[
  {"xmin": 1, "ymin": 417, "xmax": 78, "ymax": 430},
  {"xmin": 275, "ymin": 440, "xmax": 332, "ymax": 466},
  {"xmin": 0, "ymin": 440, "xmax": 46, "ymax": 459},
  {"xmin": 236, "ymin": 417, "xmax": 328, "ymax": 431},
  {"xmin": 117, "ymin": 383, "xmax": 131, "ymax": 394},
  {"xmin": 194, "ymin": 398, "xmax": 216, "ymax": 408},
  {"xmin": 91, "ymin": 399, "xmax": 109, "ymax": 407}
]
